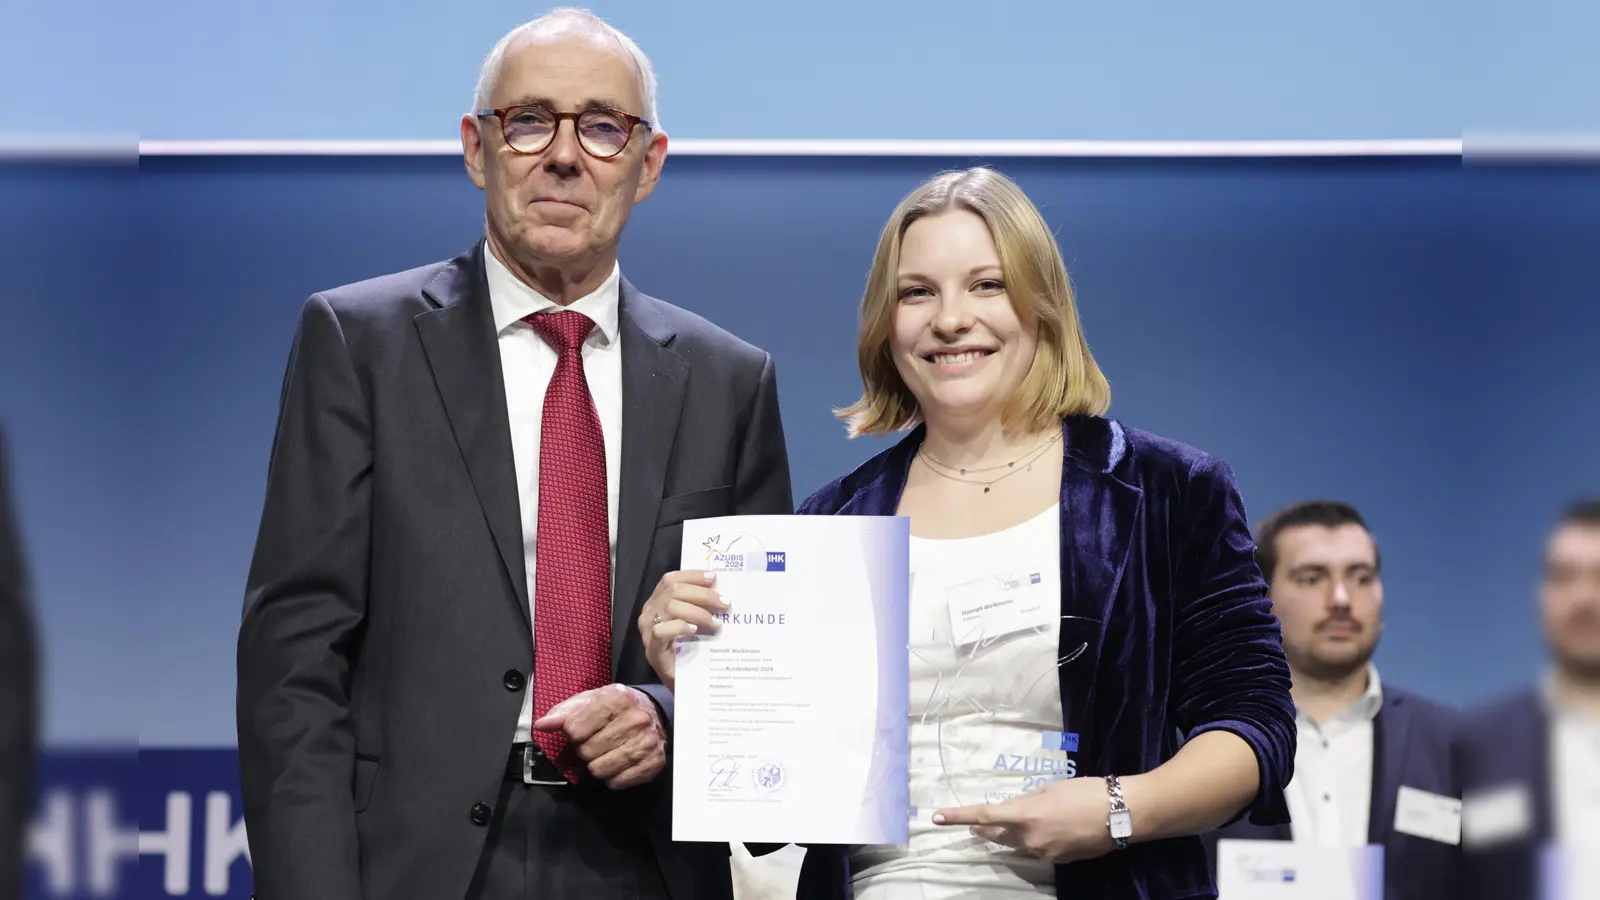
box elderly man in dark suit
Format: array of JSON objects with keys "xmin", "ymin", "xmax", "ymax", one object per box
[
  {"xmin": 0, "ymin": 429, "xmax": 38, "ymax": 900},
  {"xmin": 1202, "ymin": 501, "xmax": 1461, "ymax": 900},
  {"xmin": 235, "ymin": 8, "xmax": 792, "ymax": 900}
]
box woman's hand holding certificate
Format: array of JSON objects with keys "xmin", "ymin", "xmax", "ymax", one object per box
[{"xmin": 638, "ymin": 570, "xmax": 727, "ymax": 692}]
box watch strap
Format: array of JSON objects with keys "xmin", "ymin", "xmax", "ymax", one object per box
[{"xmin": 1106, "ymin": 774, "xmax": 1132, "ymax": 850}]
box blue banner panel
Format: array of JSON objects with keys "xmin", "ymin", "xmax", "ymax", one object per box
[{"xmin": 27, "ymin": 749, "xmax": 250, "ymax": 900}]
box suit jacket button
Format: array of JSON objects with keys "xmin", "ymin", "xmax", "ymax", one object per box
[
  {"xmin": 503, "ymin": 669, "xmax": 525, "ymax": 691},
  {"xmin": 470, "ymin": 802, "xmax": 492, "ymax": 826}
]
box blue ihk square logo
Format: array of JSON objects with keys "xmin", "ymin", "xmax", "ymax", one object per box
[
  {"xmin": 765, "ymin": 551, "xmax": 786, "ymax": 571},
  {"xmin": 1042, "ymin": 730, "xmax": 1080, "ymax": 752},
  {"xmin": 1029, "ymin": 572, "xmax": 1042, "ymax": 585}
]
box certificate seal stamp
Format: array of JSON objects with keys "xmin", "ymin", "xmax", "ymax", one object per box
[{"xmin": 752, "ymin": 758, "xmax": 786, "ymax": 793}]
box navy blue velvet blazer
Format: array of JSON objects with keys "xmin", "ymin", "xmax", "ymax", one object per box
[{"xmin": 791, "ymin": 415, "xmax": 1296, "ymax": 900}]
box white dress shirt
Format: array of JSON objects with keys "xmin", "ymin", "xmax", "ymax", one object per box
[
  {"xmin": 1544, "ymin": 672, "xmax": 1600, "ymax": 846},
  {"xmin": 1286, "ymin": 663, "xmax": 1384, "ymax": 846},
  {"xmin": 850, "ymin": 506, "xmax": 1064, "ymax": 899},
  {"xmin": 483, "ymin": 245, "xmax": 624, "ymax": 745}
]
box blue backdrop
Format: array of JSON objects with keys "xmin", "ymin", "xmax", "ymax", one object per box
[{"xmin": 4, "ymin": 152, "xmax": 1598, "ymax": 898}]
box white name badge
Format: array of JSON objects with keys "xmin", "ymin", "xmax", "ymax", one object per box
[
  {"xmin": 1393, "ymin": 785, "xmax": 1462, "ymax": 845},
  {"xmin": 1462, "ymin": 783, "xmax": 1533, "ymax": 848},
  {"xmin": 1215, "ymin": 840, "xmax": 1383, "ymax": 900},
  {"xmin": 944, "ymin": 568, "xmax": 1054, "ymax": 646}
]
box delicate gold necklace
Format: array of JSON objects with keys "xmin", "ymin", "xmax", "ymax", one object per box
[{"xmin": 917, "ymin": 430, "xmax": 1062, "ymax": 493}]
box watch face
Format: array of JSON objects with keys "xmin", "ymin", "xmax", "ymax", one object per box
[{"xmin": 1109, "ymin": 809, "xmax": 1133, "ymax": 839}]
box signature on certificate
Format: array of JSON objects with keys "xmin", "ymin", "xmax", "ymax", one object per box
[{"xmin": 709, "ymin": 757, "xmax": 741, "ymax": 789}]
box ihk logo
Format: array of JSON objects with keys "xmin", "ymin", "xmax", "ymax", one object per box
[
  {"xmin": 765, "ymin": 551, "xmax": 786, "ymax": 571},
  {"xmin": 29, "ymin": 749, "xmax": 255, "ymax": 898}
]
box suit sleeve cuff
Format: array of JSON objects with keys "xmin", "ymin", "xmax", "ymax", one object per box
[{"xmin": 632, "ymin": 683, "xmax": 674, "ymax": 730}]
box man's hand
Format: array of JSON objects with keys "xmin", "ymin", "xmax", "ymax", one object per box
[
  {"xmin": 532, "ymin": 683, "xmax": 667, "ymax": 790},
  {"xmin": 636, "ymin": 570, "xmax": 725, "ymax": 692},
  {"xmin": 931, "ymin": 778, "xmax": 1118, "ymax": 863}
]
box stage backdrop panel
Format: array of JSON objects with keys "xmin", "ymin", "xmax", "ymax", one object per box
[{"xmin": 4, "ymin": 153, "xmax": 1598, "ymax": 900}]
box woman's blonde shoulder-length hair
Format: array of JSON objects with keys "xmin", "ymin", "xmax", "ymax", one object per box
[{"xmin": 836, "ymin": 166, "xmax": 1112, "ymax": 438}]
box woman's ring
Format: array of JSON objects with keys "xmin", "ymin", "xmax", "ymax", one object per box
[{"xmin": 652, "ymin": 612, "xmax": 663, "ymax": 626}]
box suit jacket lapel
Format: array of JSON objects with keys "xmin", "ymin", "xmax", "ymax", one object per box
[
  {"xmin": 1532, "ymin": 697, "xmax": 1554, "ymax": 842},
  {"xmin": 1057, "ymin": 416, "xmax": 1141, "ymax": 762},
  {"xmin": 611, "ymin": 280, "xmax": 688, "ymax": 674},
  {"xmin": 414, "ymin": 241, "xmax": 530, "ymax": 627},
  {"xmin": 1058, "ymin": 418, "xmax": 1141, "ymax": 621},
  {"xmin": 1370, "ymin": 694, "xmax": 1409, "ymax": 845},
  {"xmin": 836, "ymin": 429, "xmax": 920, "ymax": 517}
]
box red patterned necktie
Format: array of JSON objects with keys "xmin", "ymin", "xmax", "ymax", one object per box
[{"xmin": 526, "ymin": 310, "xmax": 611, "ymax": 782}]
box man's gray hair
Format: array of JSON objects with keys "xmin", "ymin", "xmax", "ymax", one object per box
[{"xmin": 471, "ymin": 7, "xmax": 661, "ymax": 131}]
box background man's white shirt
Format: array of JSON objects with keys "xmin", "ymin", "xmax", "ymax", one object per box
[
  {"xmin": 1286, "ymin": 663, "xmax": 1383, "ymax": 846},
  {"xmin": 1545, "ymin": 672, "xmax": 1600, "ymax": 846}
]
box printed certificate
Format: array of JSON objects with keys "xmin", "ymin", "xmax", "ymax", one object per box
[{"xmin": 671, "ymin": 514, "xmax": 910, "ymax": 845}]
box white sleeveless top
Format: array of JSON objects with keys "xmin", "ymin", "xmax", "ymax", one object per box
[{"xmin": 850, "ymin": 504, "xmax": 1070, "ymax": 899}]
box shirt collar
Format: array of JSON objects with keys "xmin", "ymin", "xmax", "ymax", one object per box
[
  {"xmin": 1297, "ymin": 662, "xmax": 1385, "ymax": 725},
  {"xmin": 1352, "ymin": 662, "xmax": 1385, "ymax": 721},
  {"xmin": 1541, "ymin": 667, "xmax": 1600, "ymax": 726},
  {"xmin": 483, "ymin": 242, "xmax": 621, "ymax": 344}
]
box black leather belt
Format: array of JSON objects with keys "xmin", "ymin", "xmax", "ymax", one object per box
[{"xmin": 506, "ymin": 741, "xmax": 570, "ymax": 786}]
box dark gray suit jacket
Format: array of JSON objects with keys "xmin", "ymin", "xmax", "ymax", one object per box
[
  {"xmin": 237, "ymin": 241, "xmax": 794, "ymax": 900},
  {"xmin": 1456, "ymin": 687, "xmax": 1548, "ymax": 900},
  {"xmin": 1201, "ymin": 685, "xmax": 1461, "ymax": 900},
  {"xmin": 0, "ymin": 428, "xmax": 37, "ymax": 900}
]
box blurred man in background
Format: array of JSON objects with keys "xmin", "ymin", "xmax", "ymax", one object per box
[
  {"xmin": 0, "ymin": 428, "xmax": 38, "ymax": 900},
  {"xmin": 1204, "ymin": 501, "xmax": 1460, "ymax": 900},
  {"xmin": 1459, "ymin": 498, "xmax": 1600, "ymax": 900}
]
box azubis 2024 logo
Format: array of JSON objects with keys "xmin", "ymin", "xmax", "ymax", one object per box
[{"xmin": 699, "ymin": 533, "xmax": 786, "ymax": 572}]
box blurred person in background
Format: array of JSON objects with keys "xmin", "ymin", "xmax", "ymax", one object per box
[
  {"xmin": 1459, "ymin": 498, "xmax": 1600, "ymax": 900},
  {"xmin": 235, "ymin": 7, "xmax": 791, "ymax": 900},
  {"xmin": 0, "ymin": 427, "xmax": 38, "ymax": 900},
  {"xmin": 1201, "ymin": 501, "xmax": 1460, "ymax": 900}
]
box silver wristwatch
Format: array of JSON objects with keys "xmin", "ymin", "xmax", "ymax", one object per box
[{"xmin": 1105, "ymin": 774, "xmax": 1133, "ymax": 850}]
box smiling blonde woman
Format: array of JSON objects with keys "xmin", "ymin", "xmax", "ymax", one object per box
[{"xmin": 791, "ymin": 166, "xmax": 1296, "ymax": 900}]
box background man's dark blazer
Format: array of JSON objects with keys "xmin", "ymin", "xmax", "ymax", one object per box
[
  {"xmin": 236, "ymin": 241, "xmax": 793, "ymax": 900},
  {"xmin": 791, "ymin": 416, "xmax": 1297, "ymax": 900},
  {"xmin": 0, "ymin": 428, "xmax": 37, "ymax": 900},
  {"xmin": 1456, "ymin": 686, "xmax": 1549, "ymax": 900},
  {"xmin": 1201, "ymin": 685, "xmax": 1461, "ymax": 900}
]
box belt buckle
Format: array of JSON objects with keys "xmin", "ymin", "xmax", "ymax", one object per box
[{"xmin": 522, "ymin": 744, "xmax": 567, "ymax": 786}]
